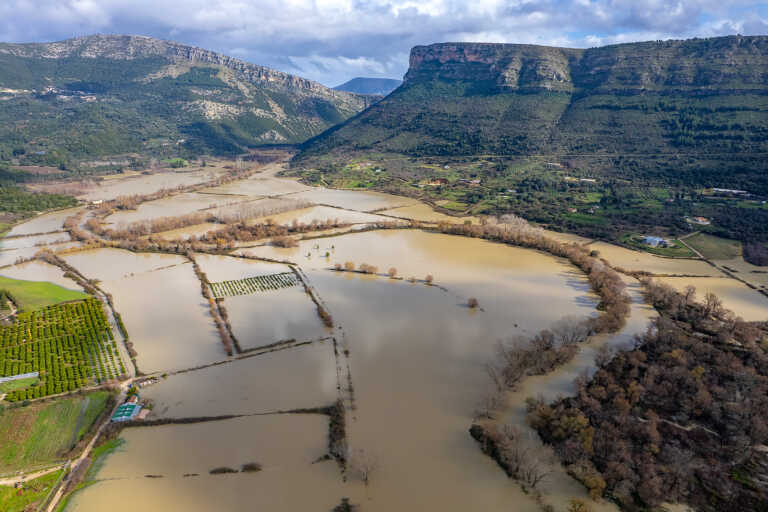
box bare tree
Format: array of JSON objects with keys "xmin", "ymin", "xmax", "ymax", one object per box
[
  {"xmin": 388, "ymin": 267, "xmax": 397, "ymax": 278},
  {"xmin": 495, "ymin": 425, "xmax": 554, "ymax": 491},
  {"xmin": 552, "ymin": 316, "xmax": 591, "ymax": 346},
  {"xmin": 467, "ymin": 297, "xmax": 479, "ymax": 308},
  {"xmin": 347, "ymin": 448, "xmax": 378, "ymax": 486}
]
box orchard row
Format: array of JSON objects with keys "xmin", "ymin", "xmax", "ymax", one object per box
[{"xmin": 0, "ymin": 298, "xmax": 126, "ymax": 401}]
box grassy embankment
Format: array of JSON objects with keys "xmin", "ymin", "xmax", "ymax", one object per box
[
  {"xmin": 0, "ymin": 391, "xmax": 110, "ymax": 474},
  {"xmin": 684, "ymin": 232, "xmax": 743, "ymax": 259},
  {"xmin": 0, "ymin": 469, "xmax": 63, "ymax": 512},
  {"xmin": 0, "ymin": 275, "xmax": 87, "ymax": 312}
]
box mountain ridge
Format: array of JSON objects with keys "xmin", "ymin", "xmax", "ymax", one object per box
[
  {"xmin": 293, "ymin": 34, "xmax": 768, "ymax": 244},
  {"xmin": 0, "ymin": 34, "xmax": 374, "ymax": 166}
]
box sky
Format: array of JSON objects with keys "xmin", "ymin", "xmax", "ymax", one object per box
[{"xmin": 0, "ymin": 1, "xmax": 766, "ymax": 87}]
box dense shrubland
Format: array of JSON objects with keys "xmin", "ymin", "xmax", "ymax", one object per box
[{"xmin": 529, "ymin": 282, "xmax": 768, "ymax": 511}]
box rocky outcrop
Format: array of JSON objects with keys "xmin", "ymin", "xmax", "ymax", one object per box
[
  {"xmin": 405, "ymin": 36, "xmax": 768, "ymax": 93},
  {"xmin": 406, "ymin": 42, "xmax": 580, "ymax": 92}
]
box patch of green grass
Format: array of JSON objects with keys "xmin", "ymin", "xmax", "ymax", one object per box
[
  {"xmin": 440, "ymin": 201, "xmax": 469, "ymax": 211},
  {"xmin": 0, "ymin": 391, "xmax": 110, "ymax": 473},
  {"xmin": 0, "ymin": 377, "xmax": 39, "ymax": 394},
  {"xmin": 563, "ymin": 212, "xmax": 609, "ymax": 225},
  {"xmin": 685, "ymin": 233, "xmax": 742, "ymax": 260},
  {"xmin": 620, "ymin": 234, "xmax": 697, "ymax": 258},
  {"xmin": 580, "ymin": 192, "xmax": 603, "ymax": 203},
  {"xmin": 0, "ymin": 276, "xmax": 87, "ymax": 312},
  {"xmin": 0, "ymin": 469, "xmax": 62, "ymax": 512},
  {"xmin": 76, "ymin": 393, "xmax": 110, "ymax": 441}
]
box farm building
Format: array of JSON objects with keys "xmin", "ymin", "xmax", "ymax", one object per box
[
  {"xmin": 112, "ymin": 403, "xmax": 142, "ymax": 422},
  {"xmin": 687, "ymin": 216, "xmax": 711, "ymax": 225},
  {"xmin": 644, "ymin": 236, "xmax": 671, "ymax": 248}
]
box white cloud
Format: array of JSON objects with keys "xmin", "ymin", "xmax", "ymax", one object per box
[{"xmin": 0, "ymin": 0, "xmax": 762, "ymax": 85}]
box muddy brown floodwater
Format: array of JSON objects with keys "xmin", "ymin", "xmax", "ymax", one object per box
[
  {"xmin": 63, "ymin": 229, "xmax": 600, "ymax": 512},
  {"xmin": 10, "ymin": 166, "xmax": 760, "ymax": 512}
]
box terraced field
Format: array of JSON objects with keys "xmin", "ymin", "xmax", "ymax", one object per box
[
  {"xmin": 0, "ymin": 298, "xmax": 124, "ymax": 401},
  {"xmin": 209, "ymin": 272, "xmax": 299, "ymax": 298}
]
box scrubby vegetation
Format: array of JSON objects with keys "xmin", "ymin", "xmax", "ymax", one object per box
[
  {"xmin": 0, "ymin": 298, "xmax": 124, "ymax": 401},
  {"xmin": 530, "ymin": 283, "xmax": 768, "ymax": 511},
  {"xmin": 744, "ymin": 242, "xmax": 768, "ymax": 266}
]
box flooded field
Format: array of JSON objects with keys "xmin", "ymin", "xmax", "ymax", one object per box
[
  {"xmin": 0, "ymin": 231, "xmax": 70, "ymax": 250},
  {"xmin": 194, "ymin": 254, "xmax": 326, "ymax": 350},
  {"xmin": 253, "ymin": 205, "xmax": 392, "ymax": 225},
  {"xmin": 224, "ymin": 288, "xmax": 326, "ymax": 350},
  {"xmin": 378, "ymin": 203, "xmax": 475, "ymax": 223},
  {"xmin": 290, "ymin": 188, "xmax": 418, "ymax": 212},
  {"xmin": 105, "ymin": 192, "xmax": 243, "ymax": 225},
  {"xmin": 714, "ymin": 256, "xmax": 768, "ymax": 292},
  {"xmin": 64, "ymin": 414, "xmax": 344, "ymax": 512},
  {"xmin": 305, "ymin": 251, "xmax": 594, "ymax": 511},
  {"xmin": 587, "ymin": 241, "xmax": 721, "ymax": 276},
  {"xmin": 143, "ymin": 342, "xmax": 336, "ymax": 417},
  {"xmin": 76, "ymin": 168, "xmax": 226, "ymax": 202},
  {"xmin": 657, "ymin": 276, "xmax": 768, "ymax": 321},
  {"xmin": 4, "ymin": 207, "xmax": 81, "ymax": 236},
  {"xmin": 13, "ymin": 165, "xmax": 762, "ymax": 512},
  {"xmin": 242, "ymin": 230, "xmax": 596, "ymax": 317},
  {"xmin": 0, "ymin": 241, "xmax": 81, "ymax": 268},
  {"xmin": 153, "ymin": 222, "xmax": 225, "ymax": 240},
  {"xmin": 202, "ymin": 172, "xmax": 310, "ymax": 197},
  {"xmin": 63, "ymin": 249, "xmax": 223, "ymax": 372}
]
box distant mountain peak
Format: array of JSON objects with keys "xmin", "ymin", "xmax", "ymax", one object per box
[{"xmin": 333, "ymin": 77, "xmax": 402, "ymax": 96}]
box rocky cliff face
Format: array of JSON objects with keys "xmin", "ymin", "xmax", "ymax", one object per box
[
  {"xmin": 405, "ymin": 42, "xmax": 580, "ymax": 92},
  {"xmin": 405, "ymin": 36, "xmax": 768, "ymax": 93}
]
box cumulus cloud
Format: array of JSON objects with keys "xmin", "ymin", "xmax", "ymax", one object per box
[{"xmin": 0, "ymin": 0, "xmax": 764, "ymax": 85}]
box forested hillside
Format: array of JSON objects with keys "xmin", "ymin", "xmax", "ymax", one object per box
[
  {"xmin": 293, "ymin": 36, "xmax": 768, "ymax": 245},
  {"xmin": 0, "ymin": 35, "xmax": 373, "ymax": 168}
]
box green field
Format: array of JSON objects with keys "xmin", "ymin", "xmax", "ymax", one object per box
[
  {"xmin": 0, "ymin": 391, "xmax": 110, "ymax": 473},
  {"xmin": 0, "ymin": 275, "xmax": 87, "ymax": 312},
  {"xmin": 620, "ymin": 234, "xmax": 697, "ymax": 258},
  {"xmin": 0, "ymin": 298, "xmax": 125, "ymax": 401},
  {"xmin": 0, "ymin": 469, "xmax": 62, "ymax": 512},
  {"xmin": 684, "ymin": 233, "xmax": 742, "ymax": 260},
  {"xmin": 0, "ymin": 377, "xmax": 39, "ymax": 394}
]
